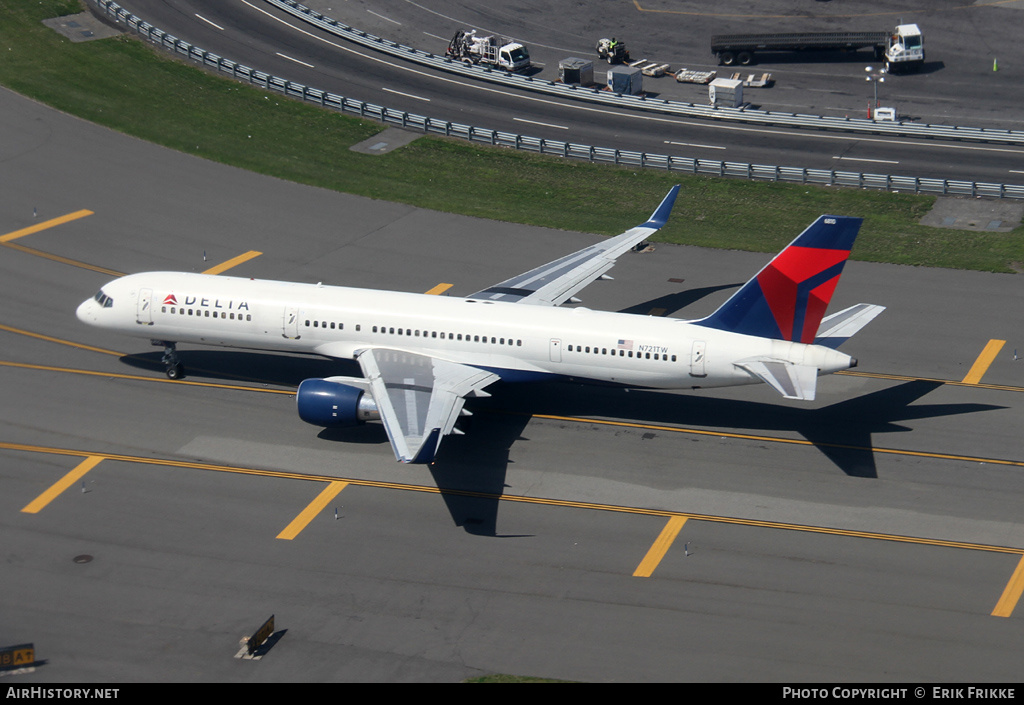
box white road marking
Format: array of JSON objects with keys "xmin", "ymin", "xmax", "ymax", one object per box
[
  {"xmin": 195, "ymin": 14, "xmax": 224, "ymax": 31},
  {"xmin": 275, "ymin": 52, "xmax": 315, "ymax": 68},
  {"xmin": 367, "ymin": 10, "xmax": 401, "ymax": 25},
  {"xmin": 664, "ymin": 141, "xmax": 726, "ymax": 150},
  {"xmin": 514, "ymin": 117, "xmax": 569, "ymax": 130},
  {"xmin": 237, "ymin": 1, "xmax": 1024, "ymax": 160},
  {"xmin": 832, "ymin": 156, "xmax": 900, "ymax": 165},
  {"xmin": 383, "ymin": 87, "xmax": 430, "ymax": 102}
]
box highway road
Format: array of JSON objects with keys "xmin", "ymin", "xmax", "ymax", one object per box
[
  {"xmin": 112, "ymin": 0, "xmax": 1024, "ymax": 186},
  {"xmin": 2, "ymin": 78, "xmax": 1023, "ymax": 682}
]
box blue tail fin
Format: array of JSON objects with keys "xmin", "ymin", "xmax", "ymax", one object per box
[{"xmin": 695, "ymin": 216, "xmax": 863, "ymax": 343}]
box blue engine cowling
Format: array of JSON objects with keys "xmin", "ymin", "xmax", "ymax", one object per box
[{"xmin": 296, "ymin": 378, "xmax": 379, "ymax": 427}]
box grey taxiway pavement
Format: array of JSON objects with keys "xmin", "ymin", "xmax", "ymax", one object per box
[{"xmin": 1, "ymin": 85, "xmax": 1023, "ymax": 682}]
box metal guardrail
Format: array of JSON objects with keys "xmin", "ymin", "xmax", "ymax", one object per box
[
  {"xmin": 89, "ymin": 0, "xmax": 1024, "ymax": 200},
  {"xmin": 268, "ymin": 0, "xmax": 1024, "ymax": 148}
]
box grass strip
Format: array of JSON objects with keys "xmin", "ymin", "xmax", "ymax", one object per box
[{"xmin": 2, "ymin": 0, "xmax": 1021, "ymax": 272}]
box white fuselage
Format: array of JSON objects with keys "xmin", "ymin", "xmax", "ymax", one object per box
[{"xmin": 76, "ymin": 272, "xmax": 854, "ymax": 390}]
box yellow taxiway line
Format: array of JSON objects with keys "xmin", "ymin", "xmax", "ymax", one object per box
[
  {"xmin": 6, "ymin": 441, "xmax": 1024, "ymax": 615},
  {"xmin": 20, "ymin": 455, "xmax": 104, "ymax": 514},
  {"xmin": 1, "ymin": 210, "xmax": 122, "ymax": 276},
  {"xmin": 0, "ymin": 241, "xmax": 124, "ymax": 277},
  {"xmin": 0, "ymin": 323, "xmax": 123, "ymax": 357},
  {"xmin": 532, "ymin": 413, "xmax": 1024, "ymax": 469},
  {"xmin": 4, "ymin": 353, "xmax": 1024, "ymax": 470},
  {"xmin": 0, "ymin": 210, "xmax": 93, "ymax": 243},
  {"xmin": 0, "ymin": 360, "xmax": 294, "ymax": 394},
  {"xmin": 962, "ymin": 339, "xmax": 1006, "ymax": 385},
  {"xmin": 633, "ymin": 515, "xmax": 687, "ymax": 577},
  {"xmin": 992, "ymin": 555, "xmax": 1024, "ymax": 617},
  {"xmin": 202, "ymin": 250, "xmax": 262, "ymax": 275},
  {"xmin": 276, "ymin": 481, "xmax": 349, "ymax": 540},
  {"xmin": 424, "ymin": 283, "xmax": 453, "ymax": 295}
]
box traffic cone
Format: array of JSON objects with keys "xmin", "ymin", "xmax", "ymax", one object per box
[{"xmin": 994, "ymin": 58, "xmax": 998, "ymax": 72}]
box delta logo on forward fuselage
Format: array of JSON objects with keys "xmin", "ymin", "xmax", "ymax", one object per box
[{"xmin": 162, "ymin": 293, "xmax": 250, "ymax": 311}]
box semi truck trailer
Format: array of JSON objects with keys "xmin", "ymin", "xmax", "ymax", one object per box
[{"xmin": 711, "ymin": 24, "xmax": 924, "ymax": 72}]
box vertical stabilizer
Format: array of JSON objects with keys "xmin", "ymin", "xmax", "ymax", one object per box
[{"xmin": 695, "ymin": 216, "xmax": 862, "ymax": 342}]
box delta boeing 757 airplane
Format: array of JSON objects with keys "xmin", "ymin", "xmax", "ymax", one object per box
[{"xmin": 77, "ymin": 186, "xmax": 884, "ymax": 463}]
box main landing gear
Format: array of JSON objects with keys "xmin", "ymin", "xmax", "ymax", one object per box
[{"xmin": 153, "ymin": 340, "xmax": 185, "ymax": 379}]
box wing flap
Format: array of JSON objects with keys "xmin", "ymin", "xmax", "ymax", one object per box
[
  {"xmin": 357, "ymin": 348, "xmax": 498, "ymax": 463},
  {"xmin": 467, "ymin": 185, "xmax": 679, "ymax": 306}
]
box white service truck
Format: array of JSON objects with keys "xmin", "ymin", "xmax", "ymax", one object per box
[{"xmin": 446, "ymin": 30, "xmax": 531, "ymax": 72}]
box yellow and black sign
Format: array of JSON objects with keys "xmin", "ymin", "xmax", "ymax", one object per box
[{"xmin": 0, "ymin": 643, "xmax": 34, "ymax": 669}]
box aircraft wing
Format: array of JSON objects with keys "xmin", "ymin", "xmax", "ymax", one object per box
[
  {"xmin": 356, "ymin": 348, "xmax": 499, "ymax": 463},
  {"xmin": 466, "ymin": 185, "xmax": 680, "ymax": 306}
]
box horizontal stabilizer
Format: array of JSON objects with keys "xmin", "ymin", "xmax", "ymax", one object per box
[
  {"xmin": 814, "ymin": 304, "xmax": 886, "ymax": 348},
  {"xmin": 735, "ymin": 359, "xmax": 819, "ymax": 401}
]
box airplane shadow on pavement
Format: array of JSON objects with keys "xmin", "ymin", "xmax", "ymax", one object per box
[
  {"xmin": 473, "ymin": 378, "xmax": 1005, "ymax": 480},
  {"xmin": 118, "ymin": 351, "xmax": 1004, "ymax": 534}
]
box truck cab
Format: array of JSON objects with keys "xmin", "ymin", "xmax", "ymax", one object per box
[
  {"xmin": 499, "ymin": 42, "xmax": 531, "ymax": 72},
  {"xmin": 885, "ymin": 24, "xmax": 924, "ymax": 72}
]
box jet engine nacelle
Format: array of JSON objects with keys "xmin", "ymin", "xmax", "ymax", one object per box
[{"xmin": 296, "ymin": 378, "xmax": 380, "ymax": 427}]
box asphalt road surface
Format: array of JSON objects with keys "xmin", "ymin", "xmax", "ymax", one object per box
[{"xmin": 114, "ymin": 0, "xmax": 1024, "ymax": 186}]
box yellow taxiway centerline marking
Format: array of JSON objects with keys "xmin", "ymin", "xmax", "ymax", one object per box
[
  {"xmin": 7, "ymin": 438, "xmax": 1024, "ymax": 619},
  {"xmin": 0, "ymin": 323, "xmax": 124, "ymax": 356},
  {"xmin": 6, "ymin": 442, "xmax": 1021, "ymax": 556},
  {"xmin": 0, "ymin": 360, "xmax": 295, "ymax": 394},
  {"xmin": 276, "ymin": 480, "xmax": 349, "ymax": 540},
  {"xmin": 992, "ymin": 554, "xmax": 1024, "ymax": 617},
  {"xmin": 202, "ymin": 250, "xmax": 262, "ymax": 275},
  {"xmin": 0, "ymin": 210, "xmax": 94, "ymax": 243},
  {"xmin": 424, "ymin": 283, "xmax": 453, "ymax": 295},
  {"xmin": 1, "ymin": 241, "xmax": 124, "ymax": 277},
  {"xmin": 633, "ymin": 515, "xmax": 687, "ymax": 577},
  {"xmin": 10, "ymin": 441, "xmax": 1021, "ymax": 617},
  {"xmin": 532, "ymin": 413, "xmax": 1024, "ymax": 469},
  {"xmin": 21, "ymin": 455, "xmax": 104, "ymax": 514},
  {"xmin": 5, "ymin": 353, "xmax": 1024, "ymax": 468},
  {"xmin": 962, "ymin": 339, "xmax": 1005, "ymax": 385}
]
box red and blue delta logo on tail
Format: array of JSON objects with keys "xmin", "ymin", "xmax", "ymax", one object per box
[{"xmin": 696, "ymin": 216, "xmax": 863, "ymax": 342}]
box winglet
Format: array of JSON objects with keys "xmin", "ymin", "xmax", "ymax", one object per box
[
  {"xmin": 465, "ymin": 185, "xmax": 680, "ymax": 306},
  {"xmin": 645, "ymin": 185, "xmax": 680, "ymax": 229},
  {"xmin": 405, "ymin": 428, "xmax": 442, "ymax": 464}
]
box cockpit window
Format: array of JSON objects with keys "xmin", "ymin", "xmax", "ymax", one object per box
[{"xmin": 93, "ymin": 290, "xmax": 114, "ymax": 308}]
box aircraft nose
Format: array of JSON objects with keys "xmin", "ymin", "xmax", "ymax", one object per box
[{"xmin": 76, "ymin": 298, "xmax": 95, "ymax": 324}]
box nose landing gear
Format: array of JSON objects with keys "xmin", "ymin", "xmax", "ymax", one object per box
[{"xmin": 153, "ymin": 340, "xmax": 185, "ymax": 379}]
